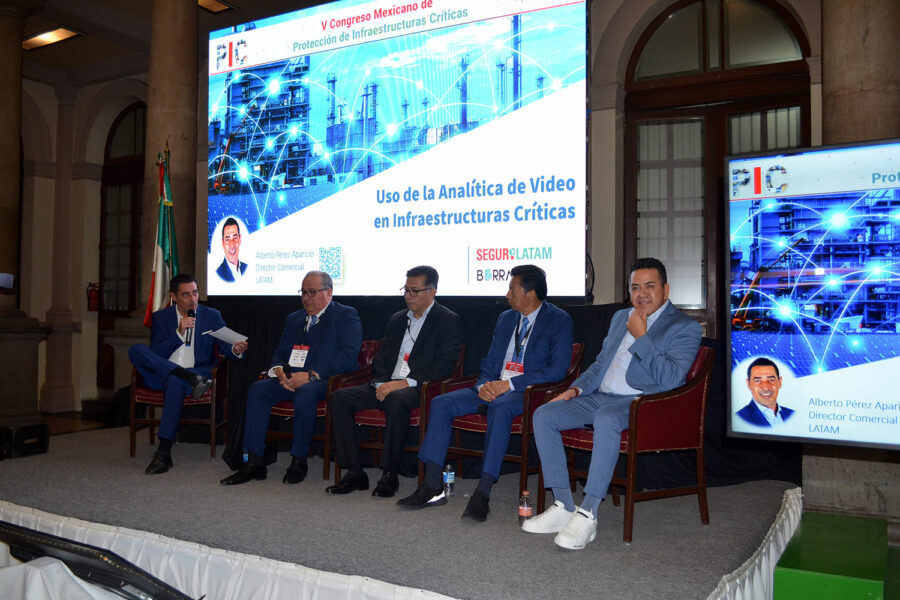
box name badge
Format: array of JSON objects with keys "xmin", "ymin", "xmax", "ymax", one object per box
[
  {"xmin": 289, "ymin": 344, "xmax": 309, "ymax": 368},
  {"xmin": 398, "ymin": 353, "xmax": 411, "ymax": 378},
  {"xmin": 501, "ymin": 361, "xmax": 524, "ymax": 381}
]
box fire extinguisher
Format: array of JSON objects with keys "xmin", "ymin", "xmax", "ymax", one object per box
[{"xmin": 86, "ymin": 282, "xmax": 100, "ymax": 312}]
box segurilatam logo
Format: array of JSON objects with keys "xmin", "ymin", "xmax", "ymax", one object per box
[{"xmin": 475, "ymin": 247, "xmax": 552, "ymax": 261}]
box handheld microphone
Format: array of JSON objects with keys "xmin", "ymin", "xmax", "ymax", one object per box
[
  {"xmin": 282, "ymin": 363, "xmax": 292, "ymax": 379},
  {"xmin": 185, "ymin": 308, "xmax": 195, "ymax": 346}
]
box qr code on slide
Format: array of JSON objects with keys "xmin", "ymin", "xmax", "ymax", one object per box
[{"xmin": 319, "ymin": 247, "xmax": 343, "ymax": 282}]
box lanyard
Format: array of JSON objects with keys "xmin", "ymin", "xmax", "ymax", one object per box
[
  {"xmin": 514, "ymin": 317, "xmax": 533, "ymax": 361},
  {"xmin": 406, "ymin": 317, "xmax": 418, "ymax": 344}
]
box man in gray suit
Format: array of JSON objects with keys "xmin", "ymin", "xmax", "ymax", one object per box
[{"xmin": 523, "ymin": 257, "xmax": 701, "ymax": 550}]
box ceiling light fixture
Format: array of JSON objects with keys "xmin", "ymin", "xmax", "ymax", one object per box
[
  {"xmin": 198, "ymin": 0, "xmax": 234, "ymax": 13},
  {"xmin": 22, "ymin": 28, "xmax": 79, "ymax": 50}
]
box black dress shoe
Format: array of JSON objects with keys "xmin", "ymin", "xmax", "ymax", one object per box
[
  {"xmin": 371, "ymin": 472, "xmax": 399, "ymax": 497},
  {"xmin": 189, "ymin": 374, "xmax": 213, "ymax": 399},
  {"xmin": 220, "ymin": 463, "xmax": 267, "ymax": 485},
  {"xmin": 144, "ymin": 451, "xmax": 173, "ymax": 475},
  {"xmin": 462, "ymin": 491, "xmax": 490, "ymax": 522},
  {"xmin": 396, "ymin": 483, "xmax": 446, "ymax": 509},
  {"xmin": 326, "ymin": 470, "xmax": 369, "ymax": 494},
  {"xmin": 282, "ymin": 456, "xmax": 308, "ymax": 484}
]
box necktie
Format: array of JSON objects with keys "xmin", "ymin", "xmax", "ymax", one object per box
[{"xmin": 307, "ymin": 314, "xmax": 318, "ymax": 332}]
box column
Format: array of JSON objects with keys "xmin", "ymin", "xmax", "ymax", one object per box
[
  {"xmin": 0, "ymin": 0, "xmax": 51, "ymax": 417},
  {"xmin": 0, "ymin": 0, "xmax": 41, "ymax": 312},
  {"xmin": 822, "ymin": 0, "xmax": 900, "ymax": 144},
  {"xmin": 140, "ymin": 0, "xmax": 199, "ymax": 300},
  {"xmin": 812, "ymin": 0, "xmax": 900, "ymax": 545},
  {"xmin": 39, "ymin": 86, "xmax": 79, "ymax": 413}
]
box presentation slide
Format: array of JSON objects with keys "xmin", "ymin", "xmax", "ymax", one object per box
[
  {"xmin": 727, "ymin": 140, "xmax": 900, "ymax": 449},
  {"xmin": 207, "ymin": 0, "xmax": 587, "ymax": 296}
]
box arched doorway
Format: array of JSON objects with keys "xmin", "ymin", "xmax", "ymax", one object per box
[{"xmin": 97, "ymin": 102, "xmax": 146, "ymax": 389}]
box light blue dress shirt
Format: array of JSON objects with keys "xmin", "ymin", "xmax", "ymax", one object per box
[{"xmin": 595, "ymin": 300, "xmax": 670, "ymax": 396}]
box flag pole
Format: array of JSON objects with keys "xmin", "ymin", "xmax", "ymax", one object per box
[{"xmin": 143, "ymin": 142, "xmax": 180, "ymax": 327}]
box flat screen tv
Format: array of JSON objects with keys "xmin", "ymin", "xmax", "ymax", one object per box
[
  {"xmin": 207, "ymin": 0, "xmax": 587, "ymax": 297},
  {"xmin": 727, "ymin": 138, "xmax": 900, "ymax": 450}
]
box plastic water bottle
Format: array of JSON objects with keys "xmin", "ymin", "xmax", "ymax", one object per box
[
  {"xmin": 518, "ymin": 490, "xmax": 533, "ymax": 526},
  {"xmin": 442, "ymin": 463, "xmax": 455, "ymax": 497}
]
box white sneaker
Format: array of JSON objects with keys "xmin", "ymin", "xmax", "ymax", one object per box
[
  {"xmin": 521, "ymin": 501, "xmax": 575, "ymax": 534},
  {"xmin": 553, "ymin": 507, "xmax": 597, "ymax": 550}
]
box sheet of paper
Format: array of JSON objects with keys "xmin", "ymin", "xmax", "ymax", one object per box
[{"xmin": 202, "ymin": 326, "xmax": 247, "ymax": 344}]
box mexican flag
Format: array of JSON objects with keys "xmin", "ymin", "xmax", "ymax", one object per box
[{"xmin": 143, "ymin": 144, "xmax": 179, "ymax": 327}]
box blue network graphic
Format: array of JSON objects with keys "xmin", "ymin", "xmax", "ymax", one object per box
[
  {"xmin": 206, "ymin": 5, "xmax": 586, "ymax": 247},
  {"xmin": 730, "ymin": 188, "xmax": 900, "ymax": 377}
]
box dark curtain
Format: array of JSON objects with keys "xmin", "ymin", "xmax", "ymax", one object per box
[{"xmin": 207, "ymin": 296, "xmax": 800, "ymax": 486}]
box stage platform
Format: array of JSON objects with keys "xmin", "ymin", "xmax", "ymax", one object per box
[{"xmin": 0, "ymin": 427, "xmax": 799, "ymax": 599}]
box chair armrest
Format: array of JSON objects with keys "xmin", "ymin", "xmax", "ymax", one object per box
[
  {"xmin": 211, "ymin": 354, "xmax": 229, "ymax": 401},
  {"xmin": 628, "ymin": 371, "xmax": 710, "ymax": 451},
  {"xmin": 328, "ymin": 363, "xmax": 374, "ymax": 393},
  {"xmin": 522, "ymin": 381, "xmax": 572, "ymax": 419},
  {"xmin": 416, "ymin": 377, "xmax": 456, "ymax": 425},
  {"xmin": 419, "ymin": 378, "xmax": 443, "ymax": 399},
  {"xmin": 440, "ymin": 373, "xmax": 478, "ymax": 395}
]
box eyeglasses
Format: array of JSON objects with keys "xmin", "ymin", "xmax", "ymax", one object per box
[
  {"xmin": 400, "ymin": 286, "xmax": 434, "ymax": 297},
  {"xmin": 299, "ymin": 288, "xmax": 327, "ymax": 297}
]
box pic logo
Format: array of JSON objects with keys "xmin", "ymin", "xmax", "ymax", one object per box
[{"xmin": 732, "ymin": 165, "xmax": 789, "ymax": 197}]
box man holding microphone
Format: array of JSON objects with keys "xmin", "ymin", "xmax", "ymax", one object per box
[{"xmin": 128, "ymin": 273, "xmax": 248, "ymax": 475}]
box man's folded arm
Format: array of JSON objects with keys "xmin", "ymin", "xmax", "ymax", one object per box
[{"xmin": 629, "ymin": 319, "xmax": 702, "ymax": 391}]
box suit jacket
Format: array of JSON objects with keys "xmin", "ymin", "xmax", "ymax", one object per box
[
  {"xmin": 149, "ymin": 304, "xmax": 237, "ymax": 376},
  {"xmin": 269, "ymin": 301, "xmax": 362, "ymax": 379},
  {"xmin": 216, "ymin": 257, "xmax": 248, "ymax": 282},
  {"xmin": 572, "ymin": 301, "xmax": 702, "ymax": 396},
  {"xmin": 736, "ymin": 400, "xmax": 794, "ymax": 427},
  {"xmin": 476, "ymin": 301, "xmax": 574, "ymax": 390},
  {"xmin": 371, "ymin": 302, "xmax": 462, "ymax": 386}
]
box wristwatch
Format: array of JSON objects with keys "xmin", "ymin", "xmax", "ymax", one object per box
[{"xmin": 308, "ymin": 371, "xmax": 319, "ymax": 383}]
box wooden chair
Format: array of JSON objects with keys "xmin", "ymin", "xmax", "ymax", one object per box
[
  {"xmin": 332, "ymin": 344, "xmax": 467, "ymax": 485},
  {"xmin": 441, "ymin": 343, "xmax": 586, "ymax": 498},
  {"xmin": 541, "ymin": 345, "xmax": 715, "ymax": 542},
  {"xmin": 267, "ymin": 340, "xmax": 381, "ymax": 480},
  {"xmin": 129, "ymin": 350, "xmax": 228, "ymax": 458}
]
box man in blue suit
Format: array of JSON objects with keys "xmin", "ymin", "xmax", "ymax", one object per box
[
  {"xmin": 736, "ymin": 357, "xmax": 793, "ymax": 427},
  {"xmin": 129, "ymin": 273, "xmax": 248, "ymax": 475},
  {"xmin": 221, "ymin": 270, "xmax": 362, "ymax": 486},
  {"xmin": 523, "ymin": 258, "xmax": 701, "ymax": 549},
  {"xmin": 398, "ymin": 264, "xmax": 574, "ymax": 522},
  {"xmin": 215, "ymin": 218, "xmax": 248, "ymax": 282}
]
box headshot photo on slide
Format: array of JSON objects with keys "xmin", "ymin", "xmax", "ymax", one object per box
[
  {"xmin": 735, "ymin": 356, "xmax": 795, "ymax": 428},
  {"xmin": 213, "ymin": 216, "xmax": 250, "ymax": 284}
]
